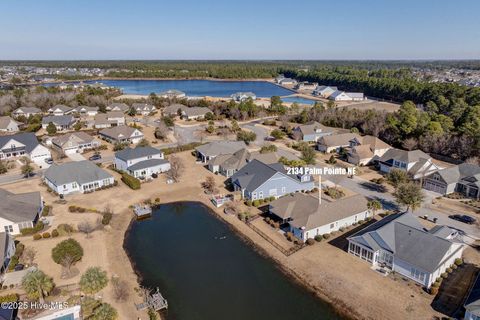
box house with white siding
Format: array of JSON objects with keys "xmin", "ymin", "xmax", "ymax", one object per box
[
  {"xmin": 41, "ymin": 115, "xmax": 76, "ymax": 131},
  {"xmin": 94, "ymin": 111, "xmax": 125, "ymax": 128},
  {"xmin": 0, "ymin": 132, "xmax": 51, "ymax": 164},
  {"xmin": 329, "ymin": 91, "xmax": 365, "ymax": 101},
  {"xmin": 230, "ymin": 159, "xmax": 315, "ymax": 200},
  {"xmin": 0, "ymin": 188, "xmax": 43, "ymax": 235},
  {"xmin": 293, "ymin": 122, "xmax": 336, "ymax": 142},
  {"xmin": 317, "ymin": 133, "xmax": 360, "ymax": 153},
  {"xmin": 347, "ymin": 212, "xmax": 465, "ymax": 289},
  {"xmin": 43, "ymin": 160, "xmax": 115, "ymax": 195},
  {"xmin": 73, "ymin": 106, "xmax": 99, "ymax": 116},
  {"xmin": 269, "ymin": 193, "xmax": 371, "ymax": 242},
  {"xmin": 99, "ymin": 126, "xmax": 144, "ymax": 144},
  {"xmin": 158, "ymin": 89, "xmax": 186, "ymax": 99},
  {"xmin": 12, "ymin": 107, "xmax": 43, "ymax": 118},
  {"xmin": 0, "ymin": 116, "xmax": 20, "ymax": 132},
  {"xmin": 313, "ymin": 86, "xmax": 338, "ymax": 98},
  {"xmin": 51, "ymin": 132, "xmax": 100, "ymax": 155},
  {"xmin": 423, "ymin": 163, "xmax": 480, "ymax": 199},
  {"xmin": 114, "ymin": 146, "xmax": 170, "ymax": 179},
  {"xmin": 47, "ymin": 105, "xmax": 74, "ymax": 116},
  {"xmin": 106, "ymin": 103, "xmax": 130, "ymax": 113},
  {"xmin": 132, "ymin": 103, "xmax": 157, "ymax": 115},
  {"xmin": 231, "ymin": 92, "xmax": 257, "ymax": 102},
  {"xmin": 378, "ymin": 148, "xmax": 441, "ymax": 180}
]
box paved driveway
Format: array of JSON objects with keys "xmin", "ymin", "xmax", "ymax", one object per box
[{"xmin": 67, "ymin": 153, "xmax": 86, "ymax": 162}]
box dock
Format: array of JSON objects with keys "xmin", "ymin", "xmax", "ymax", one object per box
[
  {"xmin": 133, "ymin": 204, "xmax": 152, "ymax": 219},
  {"xmin": 135, "ymin": 287, "xmax": 168, "ymax": 311}
]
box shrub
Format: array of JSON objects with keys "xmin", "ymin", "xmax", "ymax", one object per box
[
  {"xmin": 42, "ymin": 205, "xmax": 51, "ymax": 216},
  {"xmin": 314, "ymin": 235, "xmax": 323, "ymax": 242},
  {"xmin": 8, "ymin": 256, "xmax": 19, "ymax": 271},
  {"xmin": 102, "ymin": 212, "xmax": 113, "ymax": 225},
  {"xmin": 20, "ymin": 221, "xmax": 45, "ymax": 236},
  {"xmin": 57, "ymin": 224, "xmax": 74, "ymax": 236},
  {"xmin": 286, "ymin": 232, "xmax": 294, "ymax": 241},
  {"xmin": 441, "ymin": 272, "xmax": 448, "ymax": 279},
  {"xmin": 265, "ymin": 217, "xmax": 271, "ymax": 223},
  {"xmin": 154, "ymin": 198, "xmax": 160, "ymax": 203},
  {"xmin": 0, "ymin": 293, "xmax": 18, "ymax": 303},
  {"xmin": 430, "ymin": 286, "xmax": 439, "ymax": 295},
  {"xmin": 306, "ymin": 238, "xmax": 315, "ymax": 245},
  {"xmin": 446, "ymin": 267, "xmax": 453, "ymax": 273},
  {"xmin": 42, "ymin": 232, "xmax": 51, "ymax": 239},
  {"xmin": 273, "ymin": 222, "xmax": 280, "ymax": 229},
  {"xmin": 451, "ymin": 264, "xmax": 458, "ymax": 270},
  {"xmin": 322, "ymin": 234, "xmax": 330, "ymax": 240},
  {"xmin": 51, "ymin": 229, "xmax": 59, "ymax": 237},
  {"xmin": 252, "ymin": 200, "xmax": 260, "ymax": 207},
  {"xmin": 245, "ymin": 200, "xmax": 252, "ymax": 207},
  {"xmin": 15, "ymin": 243, "xmax": 25, "ymax": 256},
  {"xmin": 121, "ymin": 173, "xmax": 141, "ymax": 190},
  {"xmin": 52, "ymin": 239, "xmax": 84, "ymax": 265},
  {"xmin": 454, "ymin": 258, "xmax": 463, "ymax": 266},
  {"xmin": 33, "ymin": 234, "xmax": 42, "ymax": 240}
]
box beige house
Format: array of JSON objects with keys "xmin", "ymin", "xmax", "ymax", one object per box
[
  {"xmin": 0, "ymin": 116, "xmax": 20, "ymax": 133},
  {"xmin": 347, "ymin": 135, "xmax": 392, "ymax": 165}
]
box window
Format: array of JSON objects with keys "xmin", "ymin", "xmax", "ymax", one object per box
[
  {"xmin": 281, "ymin": 187, "xmax": 286, "ymax": 193},
  {"xmin": 4, "ymin": 225, "xmax": 13, "ymax": 233},
  {"xmin": 330, "ymin": 223, "xmax": 334, "ymax": 229},
  {"xmin": 259, "ymin": 191, "xmax": 264, "ymax": 199},
  {"xmin": 410, "ymin": 267, "xmax": 426, "ymax": 282},
  {"xmin": 251, "ymin": 192, "xmax": 257, "ymax": 200}
]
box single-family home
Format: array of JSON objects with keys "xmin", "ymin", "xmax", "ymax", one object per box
[
  {"xmin": 12, "ymin": 106, "xmax": 43, "ymax": 118},
  {"xmin": 0, "ymin": 116, "xmax": 20, "ymax": 132},
  {"xmin": 0, "ymin": 132, "xmax": 51, "ymax": 164},
  {"xmin": 163, "ymin": 104, "xmax": 187, "ymax": 117},
  {"xmin": 114, "ymin": 146, "xmax": 170, "ymax": 179},
  {"xmin": 43, "ymin": 160, "xmax": 115, "ymax": 195},
  {"xmin": 94, "ymin": 111, "xmax": 125, "ymax": 128},
  {"xmin": 0, "ymin": 188, "xmax": 43, "ymax": 235},
  {"xmin": 230, "ymin": 159, "xmax": 315, "ymax": 200},
  {"xmin": 293, "ymin": 122, "xmax": 335, "ymax": 142},
  {"xmin": 181, "ymin": 107, "xmax": 211, "ymax": 120},
  {"xmin": 317, "ymin": 133, "xmax": 360, "ymax": 153},
  {"xmin": 279, "ymin": 78, "xmax": 297, "ymax": 86},
  {"xmin": 464, "ymin": 273, "xmax": 480, "ymax": 320},
  {"xmin": 275, "ymin": 75, "xmax": 285, "ymax": 83},
  {"xmin": 106, "ymin": 103, "xmax": 130, "ymax": 113},
  {"xmin": 132, "ymin": 103, "xmax": 157, "ymax": 115},
  {"xmin": 158, "ymin": 89, "xmax": 186, "ymax": 99},
  {"xmin": 347, "ymin": 212, "xmax": 465, "ymax": 289},
  {"xmin": 208, "ymin": 148, "xmax": 250, "ymax": 177},
  {"xmin": 0, "ymin": 232, "xmax": 15, "ymax": 273},
  {"xmin": 345, "ymin": 92, "xmax": 365, "ymax": 101},
  {"xmin": 269, "ymin": 193, "xmax": 371, "ymax": 242},
  {"xmin": 73, "ymin": 105, "xmax": 99, "ymax": 116},
  {"xmin": 294, "ymin": 82, "xmax": 318, "ymax": 91},
  {"xmin": 42, "ymin": 115, "xmax": 76, "ymax": 131},
  {"xmin": 329, "ymin": 91, "xmax": 365, "ymax": 101},
  {"xmin": 378, "ymin": 148, "xmax": 441, "ymax": 180},
  {"xmin": 47, "ymin": 105, "xmax": 74, "ymax": 116},
  {"xmin": 51, "ymin": 132, "xmax": 100, "ymax": 155},
  {"xmin": 99, "ymin": 126, "xmax": 144, "ymax": 144},
  {"xmin": 195, "ymin": 141, "xmax": 247, "ymax": 163},
  {"xmin": 347, "ymin": 135, "xmax": 392, "ymax": 165},
  {"xmin": 313, "ymin": 86, "xmax": 338, "ymax": 98},
  {"xmin": 231, "ymin": 92, "xmax": 256, "ymax": 102},
  {"xmin": 423, "ymin": 163, "xmax": 480, "ymax": 199}
]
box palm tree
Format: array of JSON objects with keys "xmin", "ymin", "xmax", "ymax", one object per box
[
  {"xmin": 367, "ymin": 199, "xmax": 382, "ymax": 216},
  {"xmin": 21, "ymin": 270, "xmax": 54, "ymax": 304}
]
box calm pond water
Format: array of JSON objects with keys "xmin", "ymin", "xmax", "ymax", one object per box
[
  {"xmin": 281, "ymin": 96, "xmax": 318, "ymax": 105},
  {"xmin": 124, "ymin": 202, "xmax": 343, "ymax": 320},
  {"xmin": 87, "ymin": 79, "xmax": 294, "ymax": 97}
]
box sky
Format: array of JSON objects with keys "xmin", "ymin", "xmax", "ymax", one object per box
[{"xmin": 0, "ymin": 0, "xmax": 479, "ymax": 60}]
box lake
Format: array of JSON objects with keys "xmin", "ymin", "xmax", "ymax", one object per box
[
  {"xmin": 123, "ymin": 202, "xmax": 343, "ymax": 320},
  {"xmin": 87, "ymin": 79, "xmax": 294, "ymax": 97}
]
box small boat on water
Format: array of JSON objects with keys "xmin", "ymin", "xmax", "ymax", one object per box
[{"xmin": 133, "ymin": 204, "xmax": 152, "ymax": 219}]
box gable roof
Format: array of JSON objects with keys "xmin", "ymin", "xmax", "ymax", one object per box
[
  {"xmin": 44, "ymin": 160, "xmax": 113, "ymax": 186},
  {"xmin": 183, "ymin": 107, "xmax": 211, "ymax": 117},
  {"xmin": 99, "ymin": 126, "xmax": 142, "ymax": 140},
  {"xmin": 52, "ymin": 132, "xmax": 95, "ymax": 148},
  {"xmin": 107, "ymin": 103, "xmax": 130, "ymax": 112},
  {"xmin": 296, "ymin": 122, "xmax": 334, "ymax": 136},
  {"xmin": 379, "ymin": 148, "xmax": 431, "ymax": 164},
  {"xmin": 13, "ymin": 106, "xmax": 42, "ymax": 114},
  {"xmin": 73, "ymin": 105, "xmax": 98, "ymax": 113},
  {"xmin": 127, "ymin": 158, "xmax": 169, "ymax": 171},
  {"xmin": 0, "ymin": 132, "xmax": 40, "ymax": 153},
  {"xmin": 352, "ymin": 135, "xmax": 391, "ymax": 150},
  {"xmin": 195, "ymin": 141, "xmax": 246, "ymax": 157},
  {"xmin": 0, "ymin": 188, "xmax": 41, "ymax": 223},
  {"xmin": 115, "ymin": 146, "xmax": 162, "ymax": 161},
  {"xmin": 42, "ymin": 115, "xmax": 74, "ymax": 126},
  {"xmin": 49, "ymin": 104, "xmax": 73, "ymax": 113},
  {"xmin": 0, "ymin": 116, "xmax": 19, "ymax": 129},
  {"xmin": 318, "ymin": 133, "xmax": 360, "ymax": 147},
  {"xmin": 132, "ymin": 103, "xmax": 156, "ymax": 111},
  {"xmin": 434, "ymin": 163, "xmax": 480, "ymax": 185},
  {"xmin": 163, "ymin": 104, "xmax": 187, "ymax": 115}
]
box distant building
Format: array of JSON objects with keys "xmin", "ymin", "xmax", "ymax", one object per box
[
  {"xmin": 94, "ymin": 111, "xmax": 125, "ymax": 129},
  {"xmin": 195, "ymin": 141, "xmax": 247, "ymax": 163},
  {"xmin": 347, "ymin": 135, "xmax": 392, "ymax": 165},
  {"xmin": 0, "ymin": 116, "xmax": 20, "ymax": 133},
  {"xmin": 99, "ymin": 126, "xmax": 144, "ymax": 144},
  {"xmin": 158, "ymin": 89, "xmax": 186, "ymax": 99},
  {"xmin": 279, "ymin": 78, "xmax": 297, "ymax": 86},
  {"xmin": 132, "ymin": 103, "xmax": 157, "ymax": 115},
  {"xmin": 329, "ymin": 91, "xmax": 365, "ymax": 101},
  {"xmin": 47, "ymin": 105, "xmax": 74, "ymax": 116},
  {"xmin": 12, "ymin": 106, "xmax": 43, "ymax": 118},
  {"xmin": 231, "ymin": 92, "xmax": 256, "ymax": 102},
  {"xmin": 114, "ymin": 147, "xmax": 170, "ymax": 179},
  {"xmin": 41, "ymin": 115, "xmax": 76, "ymax": 131},
  {"xmin": 317, "ymin": 133, "xmax": 360, "ymax": 153},
  {"xmin": 313, "ymin": 86, "xmax": 338, "ymax": 98},
  {"xmin": 163, "ymin": 104, "xmax": 187, "ymax": 117},
  {"xmin": 294, "ymin": 82, "xmax": 318, "ymax": 90},
  {"xmin": 181, "ymin": 107, "xmax": 211, "ymax": 120},
  {"xmin": 106, "ymin": 103, "xmax": 130, "ymax": 113},
  {"xmin": 73, "ymin": 105, "xmax": 99, "ymax": 116},
  {"xmin": 43, "ymin": 160, "xmax": 114, "ymax": 195}
]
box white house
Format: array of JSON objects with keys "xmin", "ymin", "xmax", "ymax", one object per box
[
  {"xmin": 231, "ymin": 92, "xmax": 256, "ymax": 102},
  {"xmin": 0, "ymin": 116, "xmax": 20, "ymax": 132},
  {"xmin": 158, "ymin": 89, "xmax": 186, "ymax": 99},
  {"xmin": 0, "ymin": 132, "xmax": 51, "ymax": 164},
  {"xmin": 43, "ymin": 160, "xmax": 115, "ymax": 195},
  {"xmin": 99, "ymin": 126, "xmax": 144, "ymax": 144},
  {"xmin": 47, "ymin": 105, "xmax": 74, "ymax": 116},
  {"xmin": 12, "ymin": 107, "xmax": 43, "ymax": 118},
  {"xmin": 313, "ymin": 86, "xmax": 338, "ymax": 98},
  {"xmin": 73, "ymin": 105, "xmax": 99, "ymax": 116},
  {"xmin": 94, "ymin": 111, "xmax": 125, "ymax": 128},
  {"xmin": 106, "ymin": 103, "xmax": 130, "ymax": 113},
  {"xmin": 378, "ymin": 148, "xmax": 441, "ymax": 180},
  {"xmin": 317, "ymin": 133, "xmax": 360, "ymax": 153},
  {"xmin": 42, "ymin": 115, "xmax": 76, "ymax": 131},
  {"xmin": 132, "ymin": 103, "xmax": 157, "ymax": 115},
  {"xmin": 348, "ymin": 212, "xmax": 465, "ymax": 289},
  {"xmin": 51, "ymin": 132, "xmax": 100, "ymax": 155},
  {"xmin": 0, "ymin": 188, "xmax": 44, "ymax": 235},
  {"xmin": 269, "ymin": 193, "xmax": 371, "ymax": 242},
  {"xmin": 114, "ymin": 146, "xmax": 170, "ymax": 179},
  {"xmin": 329, "ymin": 91, "xmax": 365, "ymax": 101}
]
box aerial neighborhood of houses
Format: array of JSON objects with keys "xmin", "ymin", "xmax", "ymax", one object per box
[{"xmin": 0, "ymin": 73, "xmax": 479, "ymax": 320}]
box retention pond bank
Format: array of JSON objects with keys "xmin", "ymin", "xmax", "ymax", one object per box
[{"xmin": 124, "ymin": 201, "xmax": 343, "ymax": 320}]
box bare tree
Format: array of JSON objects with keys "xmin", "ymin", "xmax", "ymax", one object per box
[
  {"xmin": 402, "ymin": 137, "xmax": 418, "ymax": 151},
  {"xmin": 202, "ymin": 176, "xmax": 216, "ymax": 194},
  {"xmin": 60, "ymin": 254, "xmax": 75, "ymax": 279},
  {"xmin": 22, "ymin": 247, "xmax": 37, "ymax": 266},
  {"xmin": 166, "ymin": 156, "xmax": 184, "ymax": 183},
  {"xmin": 154, "ymin": 122, "xmax": 169, "ymax": 141},
  {"xmin": 466, "ymin": 156, "xmax": 480, "ymax": 166},
  {"xmin": 77, "ymin": 220, "xmax": 95, "ymax": 238},
  {"xmin": 111, "ymin": 277, "xmax": 129, "ymax": 302}
]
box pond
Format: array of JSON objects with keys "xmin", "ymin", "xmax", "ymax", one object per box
[
  {"xmin": 123, "ymin": 202, "xmax": 343, "ymax": 320},
  {"xmin": 89, "ymin": 79, "xmax": 294, "ymax": 97}
]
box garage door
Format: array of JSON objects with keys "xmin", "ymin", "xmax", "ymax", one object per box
[{"xmin": 424, "ymin": 181, "xmax": 446, "ymax": 194}]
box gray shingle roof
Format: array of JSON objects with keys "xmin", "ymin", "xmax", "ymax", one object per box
[
  {"xmin": 379, "ymin": 148, "xmax": 430, "ymax": 164},
  {"xmin": 127, "ymin": 158, "xmax": 169, "ymax": 171},
  {"xmin": 44, "ymin": 160, "xmax": 113, "ymax": 186},
  {"xmin": 435, "ymin": 163, "xmax": 480, "ymax": 185},
  {"xmin": 318, "ymin": 133, "xmax": 360, "ymax": 147},
  {"xmin": 42, "ymin": 115, "xmax": 74, "ymax": 126},
  {"xmin": 13, "ymin": 107, "xmax": 42, "ymax": 114},
  {"xmin": 115, "ymin": 146, "xmax": 162, "ymax": 161},
  {"xmin": 195, "ymin": 141, "xmax": 246, "ymax": 157},
  {"xmin": 99, "ymin": 126, "xmax": 142, "ymax": 140},
  {"xmin": 0, "ymin": 132, "xmax": 40, "ymax": 153},
  {"xmin": 51, "ymin": 132, "xmax": 95, "ymax": 148},
  {"xmin": 0, "ymin": 188, "xmax": 41, "ymax": 223}
]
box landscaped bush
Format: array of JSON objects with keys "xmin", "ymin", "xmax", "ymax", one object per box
[
  {"xmin": 57, "ymin": 224, "xmax": 74, "ymax": 236},
  {"xmin": 446, "ymin": 267, "xmax": 453, "ymax": 273},
  {"xmin": 51, "ymin": 229, "xmax": 59, "ymax": 237},
  {"xmin": 286, "ymin": 232, "xmax": 294, "ymax": 242},
  {"xmin": 21, "ymin": 221, "xmax": 45, "ymax": 236},
  {"xmin": 441, "ymin": 272, "xmax": 449, "ymax": 279},
  {"xmin": 121, "ymin": 173, "xmax": 141, "ymax": 190},
  {"xmin": 33, "ymin": 234, "xmax": 42, "ymax": 240},
  {"xmin": 322, "ymin": 234, "xmax": 330, "ymax": 240},
  {"xmin": 245, "ymin": 200, "xmax": 252, "ymax": 207},
  {"xmin": 306, "ymin": 238, "xmax": 315, "ymax": 246},
  {"xmin": 8, "ymin": 256, "xmax": 19, "ymax": 271},
  {"xmin": 273, "ymin": 222, "xmax": 280, "ymax": 229},
  {"xmin": 430, "ymin": 286, "xmax": 439, "ymax": 295},
  {"xmin": 102, "ymin": 212, "xmax": 113, "ymax": 225},
  {"xmin": 265, "ymin": 217, "xmax": 271, "ymax": 223},
  {"xmin": 454, "ymin": 258, "xmax": 463, "ymax": 266},
  {"xmin": 314, "ymin": 235, "xmax": 323, "ymax": 242},
  {"xmin": 252, "ymin": 200, "xmax": 260, "ymax": 207},
  {"xmin": 0, "ymin": 294, "xmax": 18, "ymax": 302},
  {"xmin": 324, "ymin": 187, "xmax": 345, "ymax": 199},
  {"xmin": 42, "ymin": 205, "xmax": 51, "ymax": 217},
  {"xmin": 451, "ymin": 264, "xmax": 458, "ymax": 270},
  {"xmin": 161, "ymin": 142, "xmax": 203, "ymax": 155},
  {"xmin": 339, "ymin": 227, "xmax": 345, "ymax": 232},
  {"xmin": 42, "ymin": 232, "xmax": 51, "ymax": 239}
]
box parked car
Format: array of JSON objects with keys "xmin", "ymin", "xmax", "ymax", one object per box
[
  {"xmin": 44, "ymin": 158, "xmax": 53, "ymax": 164},
  {"xmin": 449, "ymin": 214, "xmax": 477, "ymax": 224},
  {"xmin": 89, "ymin": 154, "xmax": 102, "ymax": 161}
]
